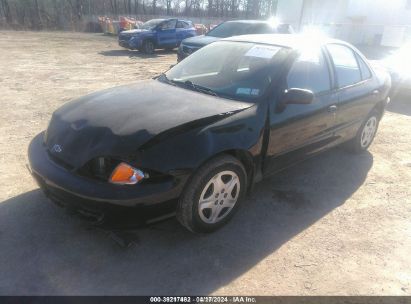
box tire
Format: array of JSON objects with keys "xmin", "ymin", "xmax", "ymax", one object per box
[
  {"xmin": 177, "ymin": 155, "xmax": 247, "ymax": 233},
  {"xmin": 141, "ymin": 40, "xmax": 155, "ymax": 54},
  {"xmin": 346, "ymin": 110, "xmax": 380, "ymax": 153}
]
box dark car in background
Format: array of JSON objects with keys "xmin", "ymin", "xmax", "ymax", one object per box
[
  {"xmin": 119, "ymin": 18, "xmax": 196, "ymax": 54},
  {"xmin": 177, "ymin": 20, "xmax": 293, "ymax": 61},
  {"xmin": 29, "ymin": 35, "xmax": 390, "ymax": 233}
]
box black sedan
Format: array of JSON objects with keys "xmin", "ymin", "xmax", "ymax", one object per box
[
  {"xmin": 28, "ymin": 34, "xmax": 391, "ymax": 233},
  {"xmin": 177, "ymin": 20, "xmax": 293, "ymax": 61}
]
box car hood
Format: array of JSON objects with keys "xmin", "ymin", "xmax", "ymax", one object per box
[
  {"xmin": 120, "ymin": 29, "xmax": 151, "ymax": 35},
  {"xmin": 45, "ymin": 80, "xmax": 251, "ymax": 169},
  {"xmin": 182, "ymin": 35, "xmax": 220, "ymax": 47}
]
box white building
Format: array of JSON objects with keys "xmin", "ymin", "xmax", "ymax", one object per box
[{"xmin": 277, "ymin": 0, "xmax": 411, "ymax": 46}]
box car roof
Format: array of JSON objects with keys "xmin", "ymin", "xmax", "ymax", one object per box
[
  {"xmin": 165, "ymin": 18, "xmax": 192, "ymax": 22},
  {"xmin": 224, "ymin": 20, "xmax": 275, "ymax": 24},
  {"xmin": 222, "ymin": 34, "xmax": 349, "ymax": 49}
]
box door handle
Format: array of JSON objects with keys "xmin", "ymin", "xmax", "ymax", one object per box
[
  {"xmin": 372, "ymin": 89, "xmax": 380, "ymax": 95},
  {"xmin": 328, "ymin": 105, "xmax": 338, "ymax": 113}
]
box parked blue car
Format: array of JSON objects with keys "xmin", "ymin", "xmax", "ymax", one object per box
[{"xmin": 119, "ymin": 18, "xmax": 197, "ymax": 54}]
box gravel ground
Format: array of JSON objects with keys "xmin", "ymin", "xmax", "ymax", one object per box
[{"xmin": 0, "ymin": 31, "xmax": 410, "ymax": 296}]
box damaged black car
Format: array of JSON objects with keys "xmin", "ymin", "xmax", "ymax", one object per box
[{"xmin": 28, "ymin": 34, "xmax": 390, "ymax": 233}]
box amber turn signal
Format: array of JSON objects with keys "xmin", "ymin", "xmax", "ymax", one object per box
[{"xmin": 109, "ymin": 162, "xmax": 145, "ymax": 185}]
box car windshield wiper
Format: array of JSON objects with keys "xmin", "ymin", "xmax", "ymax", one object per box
[{"xmin": 170, "ymin": 79, "xmax": 219, "ymax": 97}]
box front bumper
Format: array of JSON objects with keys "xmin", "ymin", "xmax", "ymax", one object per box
[
  {"xmin": 119, "ymin": 40, "xmax": 131, "ymax": 49},
  {"xmin": 119, "ymin": 37, "xmax": 142, "ymax": 50},
  {"xmin": 28, "ymin": 133, "xmax": 185, "ymax": 224}
]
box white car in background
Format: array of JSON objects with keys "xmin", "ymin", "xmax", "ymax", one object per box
[{"xmin": 376, "ymin": 43, "xmax": 411, "ymax": 95}]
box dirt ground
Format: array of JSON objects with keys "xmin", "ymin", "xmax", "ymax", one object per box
[{"xmin": 0, "ymin": 31, "xmax": 410, "ymax": 296}]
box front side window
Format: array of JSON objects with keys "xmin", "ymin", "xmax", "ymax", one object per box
[
  {"xmin": 287, "ymin": 47, "xmax": 331, "ymax": 94},
  {"xmin": 164, "ymin": 41, "xmax": 290, "ymax": 102},
  {"xmin": 176, "ymin": 21, "xmax": 189, "ymax": 29},
  {"xmin": 327, "ymin": 44, "xmax": 362, "ymax": 88},
  {"xmin": 141, "ymin": 19, "xmax": 164, "ymax": 30}
]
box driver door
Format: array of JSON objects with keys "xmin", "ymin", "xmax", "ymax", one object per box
[{"xmin": 264, "ymin": 47, "xmax": 339, "ymax": 174}]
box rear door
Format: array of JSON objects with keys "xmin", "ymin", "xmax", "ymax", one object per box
[
  {"xmin": 157, "ymin": 19, "xmax": 177, "ymax": 47},
  {"xmin": 325, "ymin": 43, "xmax": 378, "ymax": 141},
  {"xmin": 265, "ymin": 47, "xmax": 339, "ymax": 174},
  {"xmin": 176, "ymin": 21, "xmax": 192, "ymax": 45}
]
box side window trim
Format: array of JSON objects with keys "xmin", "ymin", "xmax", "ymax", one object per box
[{"xmin": 320, "ymin": 46, "xmax": 335, "ymax": 93}]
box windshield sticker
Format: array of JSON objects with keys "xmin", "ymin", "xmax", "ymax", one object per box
[
  {"xmin": 236, "ymin": 88, "xmax": 251, "ymax": 95},
  {"xmin": 251, "ymin": 89, "xmax": 260, "ymax": 96},
  {"xmin": 245, "ymin": 45, "xmax": 281, "ymax": 59},
  {"xmin": 236, "ymin": 88, "xmax": 260, "ymax": 96}
]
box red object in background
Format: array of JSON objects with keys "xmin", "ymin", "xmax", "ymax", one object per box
[
  {"xmin": 194, "ymin": 24, "xmax": 207, "ymax": 35},
  {"xmin": 119, "ymin": 16, "xmax": 140, "ymax": 31}
]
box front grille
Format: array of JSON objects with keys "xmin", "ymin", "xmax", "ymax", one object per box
[
  {"xmin": 44, "ymin": 182, "xmax": 106, "ymax": 223},
  {"xmin": 119, "ymin": 35, "xmax": 133, "ymax": 42},
  {"xmin": 47, "ymin": 151, "xmax": 74, "ymax": 171}
]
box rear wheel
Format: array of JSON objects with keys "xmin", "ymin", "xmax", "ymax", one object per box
[
  {"xmin": 141, "ymin": 40, "xmax": 155, "ymax": 54},
  {"xmin": 347, "ymin": 110, "xmax": 380, "ymax": 153},
  {"xmin": 177, "ymin": 155, "xmax": 247, "ymax": 233}
]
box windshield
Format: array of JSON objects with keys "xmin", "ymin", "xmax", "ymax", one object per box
[
  {"xmin": 141, "ymin": 19, "xmax": 164, "ymax": 30},
  {"xmin": 163, "ymin": 41, "xmax": 289, "ymax": 102},
  {"xmin": 206, "ymin": 22, "xmax": 272, "ymax": 38}
]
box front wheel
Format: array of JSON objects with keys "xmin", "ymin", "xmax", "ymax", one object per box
[
  {"xmin": 177, "ymin": 155, "xmax": 247, "ymax": 233},
  {"xmin": 347, "ymin": 110, "xmax": 380, "ymax": 153},
  {"xmin": 141, "ymin": 40, "xmax": 155, "ymax": 54}
]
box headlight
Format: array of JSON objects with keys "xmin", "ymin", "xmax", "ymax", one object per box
[{"xmin": 109, "ymin": 162, "xmax": 147, "ymax": 185}]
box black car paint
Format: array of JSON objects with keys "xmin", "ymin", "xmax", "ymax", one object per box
[
  {"xmin": 44, "ymin": 80, "xmax": 252, "ymax": 170},
  {"xmin": 28, "ymin": 38, "xmax": 390, "ymax": 226}
]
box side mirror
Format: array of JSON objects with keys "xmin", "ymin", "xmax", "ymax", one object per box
[{"xmin": 282, "ymin": 88, "xmax": 314, "ymax": 105}]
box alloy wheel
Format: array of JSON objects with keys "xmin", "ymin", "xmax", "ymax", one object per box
[
  {"xmin": 145, "ymin": 41, "xmax": 154, "ymax": 54},
  {"xmin": 198, "ymin": 170, "xmax": 240, "ymax": 224},
  {"xmin": 361, "ymin": 116, "xmax": 377, "ymax": 148}
]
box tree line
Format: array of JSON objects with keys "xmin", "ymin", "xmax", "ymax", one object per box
[{"xmin": 0, "ymin": 0, "xmax": 278, "ymax": 30}]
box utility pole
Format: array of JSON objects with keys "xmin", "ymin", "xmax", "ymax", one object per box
[{"xmin": 297, "ymin": 0, "xmax": 306, "ymax": 31}]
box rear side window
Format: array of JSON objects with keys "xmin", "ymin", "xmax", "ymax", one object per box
[
  {"xmin": 356, "ymin": 54, "xmax": 372, "ymax": 80},
  {"xmin": 287, "ymin": 47, "xmax": 331, "ymax": 94},
  {"xmin": 327, "ymin": 44, "xmax": 362, "ymax": 88},
  {"xmin": 160, "ymin": 20, "xmax": 177, "ymax": 30},
  {"xmin": 177, "ymin": 21, "xmax": 190, "ymax": 29}
]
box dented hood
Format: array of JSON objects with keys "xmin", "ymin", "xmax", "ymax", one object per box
[{"xmin": 45, "ymin": 80, "xmax": 251, "ymax": 169}]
